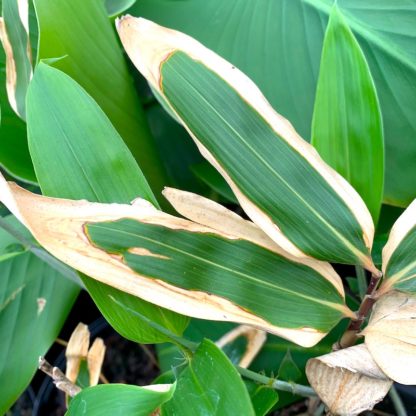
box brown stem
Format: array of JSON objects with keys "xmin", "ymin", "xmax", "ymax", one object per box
[
  {"xmin": 337, "ymin": 271, "xmax": 382, "ymax": 349},
  {"xmin": 38, "ymin": 357, "xmax": 81, "ymax": 397}
]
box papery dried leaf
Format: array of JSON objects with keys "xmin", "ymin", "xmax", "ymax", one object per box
[
  {"xmin": 363, "ymin": 290, "xmax": 416, "ymax": 385},
  {"xmin": 65, "ymin": 323, "xmax": 90, "ymax": 383},
  {"xmin": 216, "ymin": 325, "xmax": 266, "ymax": 368},
  {"xmin": 87, "ymin": 338, "xmax": 106, "ymax": 386},
  {"xmin": 306, "ymin": 344, "xmax": 392, "ymax": 416}
]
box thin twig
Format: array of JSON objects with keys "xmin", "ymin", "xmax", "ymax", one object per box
[
  {"xmin": 55, "ymin": 337, "xmax": 69, "ymax": 347},
  {"xmin": 99, "ymin": 373, "xmax": 110, "ymax": 384},
  {"xmin": 38, "ymin": 357, "xmax": 81, "ymax": 397},
  {"xmin": 389, "ymin": 385, "xmax": 407, "ymax": 416},
  {"xmin": 237, "ymin": 367, "xmax": 316, "ymax": 397},
  {"xmin": 338, "ymin": 271, "xmax": 383, "ymax": 348}
]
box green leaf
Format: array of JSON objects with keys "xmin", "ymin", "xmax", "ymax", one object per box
[
  {"xmin": 312, "ymin": 6, "xmax": 384, "ymax": 223},
  {"xmin": 380, "ymin": 199, "xmax": 416, "ymax": 294},
  {"xmin": 0, "ymin": 216, "xmax": 78, "ymax": 414},
  {"xmin": 86, "ymin": 215, "xmax": 350, "ymax": 345},
  {"xmin": 278, "ymin": 350, "xmax": 302, "ymax": 382},
  {"xmin": 118, "ymin": 18, "xmax": 378, "ymax": 272},
  {"xmin": 246, "ymin": 382, "xmax": 279, "ymax": 416},
  {"xmin": 191, "ymin": 162, "xmax": 238, "ymax": 204},
  {"xmin": 105, "ymin": 0, "xmax": 137, "ymax": 18},
  {"xmin": 33, "ymin": 0, "xmax": 168, "ymax": 197},
  {"xmin": 131, "ymin": 0, "xmax": 416, "ymax": 207},
  {"xmin": 0, "ymin": 21, "xmax": 36, "ymax": 183},
  {"xmin": 27, "ymin": 62, "xmax": 156, "ymax": 205},
  {"xmin": 66, "ymin": 383, "xmax": 175, "ymax": 416},
  {"xmin": 83, "ymin": 278, "xmax": 188, "ymax": 344},
  {"xmin": 161, "ymin": 339, "xmax": 255, "ymax": 416},
  {"xmin": 1, "ymin": 0, "xmax": 32, "ymax": 119},
  {"xmin": 26, "ymin": 63, "xmax": 189, "ymax": 343}
]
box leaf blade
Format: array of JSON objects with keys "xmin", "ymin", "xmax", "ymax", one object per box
[{"xmin": 311, "ymin": 6, "xmax": 384, "ymax": 223}]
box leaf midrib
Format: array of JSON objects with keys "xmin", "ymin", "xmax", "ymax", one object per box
[{"xmin": 90, "ymin": 223, "xmax": 346, "ymax": 315}]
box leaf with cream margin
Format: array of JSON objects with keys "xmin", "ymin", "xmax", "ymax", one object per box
[
  {"xmin": 363, "ymin": 291, "xmax": 416, "ymax": 385},
  {"xmin": 66, "ymin": 383, "xmax": 175, "ymax": 416},
  {"xmin": 117, "ymin": 17, "xmax": 378, "ymax": 274},
  {"xmin": 306, "ymin": 344, "xmax": 392, "ymax": 416},
  {"xmin": 378, "ymin": 199, "xmax": 416, "ymax": 294},
  {"xmin": 0, "ymin": 175, "xmax": 353, "ymax": 347},
  {"xmin": 0, "ymin": 0, "xmax": 32, "ymax": 119}
]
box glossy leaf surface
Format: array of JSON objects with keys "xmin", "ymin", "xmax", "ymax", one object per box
[
  {"xmin": 311, "ymin": 6, "xmax": 384, "ymax": 223},
  {"xmin": 0, "ymin": 216, "xmax": 78, "ymax": 414},
  {"xmin": 161, "ymin": 339, "xmax": 255, "ymax": 416},
  {"xmin": 66, "ymin": 383, "xmax": 175, "ymax": 416},
  {"xmin": 131, "ymin": 0, "xmax": 416, "ymax": 207}
]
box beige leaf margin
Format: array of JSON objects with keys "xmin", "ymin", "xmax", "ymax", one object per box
[
  {"xmin": 117, "ymin": 16, "xmax": 377, "ymax": 274},
  {"xmin": 306, "ymin": 344, "xmax": 392, "ymax": 415},
  {"xmin": 0, "ymin": 174, "xmax": 351, "ymax": 347},
  {"xmin": 215, "ymin": 325, "xmax": 267, "ymax": 369},
  {"xmin": 0, "ymin": 0, "xmax": 32, "ymax": 118},
  {"xmin": 379, "ymin": 199, "xmax": 416, "ymax": 294},
  {"xmin": 163, "ymin": 187, "xmax": 345, "ymax": 294},
  {"xmin": 363, "ymin": 290, "xmax": 416, "ymax": 385}
]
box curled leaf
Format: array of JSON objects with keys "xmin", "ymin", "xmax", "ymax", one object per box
[
  {"xmin": 65, "ymin": 322, "xmax": 90, "ymax": 383},
  {"xmin": 363, "ymin": 290, "xmax": 416, "ymax": 385},
  {"xmin": 87, "ymin": 338, "xmax": 106, "ymax": 387},
  {"xmin": 306, "ymin": 344, "xmax": 392, "ymax": 415},
  {"xmin": 216, "ymin": 325, "xmax": 266, "ymax": 368}
]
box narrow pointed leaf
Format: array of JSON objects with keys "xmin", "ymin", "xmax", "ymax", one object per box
[
  {"xmin": 26, "ymin": 63, "xmax": 188, "ymax": 343},
  {"xmin": 0, "ymin": 216, "xmax": 78, "ymax": 414},
  {"xmin": 311, "ymin": 6, "xmax": 384, "ymax": 223},
  {"xmin": 66, "ymin": 384, "xmax": 175, "ymax": 416},
  {"xmin": 0, "ymin": 176, "xmax": 353, "ymax": 347},
  {"xmin": 117, "ymin": 17, "xmax": 378, "ymax": 273},
  {"xmin": 379, "ymin": 199, "xmax": 416, "ymax": 294},
  {"xmin": 162, "ymin": 339, "xmax": 255, "ymax": 416},
  {"xmin": 27, "ymin": 63, "xmax": 156, "ymax": 205},
  {"xmin": 33, "ymin": 0, "xmax": 168, "ymax": 197},
  {"xmin": 132, "ymin": 0, "xmax": 416, "ymax": 207},
  {"xmin": 0, "ymin": 0, "xmax": 32, "ymax": 119}
]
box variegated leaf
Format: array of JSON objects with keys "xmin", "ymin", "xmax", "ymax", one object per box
[
  {"xmin": 0, "ymin": 0, "xmax": 32, "ymax": 119},
  {"xmin": 117, "ymin": 16, "xmax": 378, "ymax": 274},
  {"xmin": 0, "ymin": 174, "xmax": 353, "ymax": 347},
  {"xmin": 379, "ymin": 199, "xmax": 416, "ymax": 294}
]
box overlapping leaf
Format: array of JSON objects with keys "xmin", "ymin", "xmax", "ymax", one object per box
[
  {"xmin": 66, "ymin": 383, "xmax": 175, "ymax": 416},
  {"xmin": 363, "ymin": 291, "xmax": 416, "ymax": 385},
  {"xmin": 161, "ymin": 340, "xmax": 255, "ymax": 416},
  {"xmin": 131, "ymin": 0, "xmax": 416, "ymax": 207},
  {"xmin": 0, "ymin": 216, "xmax": 78, "ymax": 414},
  {"xmin": 378, "ymin": 199, "xmax": 416, "ymax": 294},
  {"xmin": 117, "ymin": 17, "xmax": 378, "ymax": 273},
  {"xmin": 32, "ymin": 0, "xmax": 167, "ymax": 197},
  {"xmin": 0, "ymin": 174, "xmax": 353, "ymax": 347},
  {"xmin": 26, "ymin": 63, "xmax": 188, "ymax": 343},
  {"xmin": 0, "ymin": 0, "xmax": 32, "ymax": 119},
  {"xmin": 311, "ymin": 6, "xmax": 384, "ymax": 223}
]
